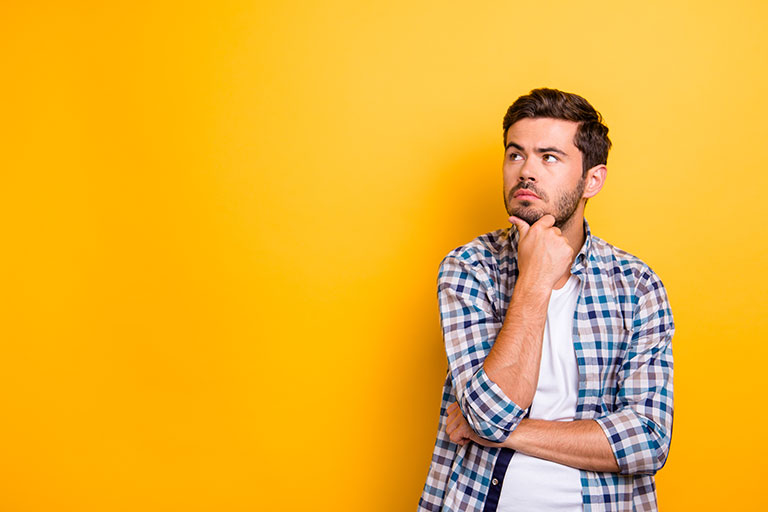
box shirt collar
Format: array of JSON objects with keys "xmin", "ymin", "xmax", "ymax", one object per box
[{"xmin": 570, "ymin": 217, "xmax": 592, "ymax": 276}]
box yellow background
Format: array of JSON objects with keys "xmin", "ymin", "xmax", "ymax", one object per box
[{"xmin": 2, "ymin": 1, "xmax": 766, "ymax": 510}]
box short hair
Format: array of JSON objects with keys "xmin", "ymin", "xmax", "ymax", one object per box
[{"xmin": 502, "ymin": 88, "xmax": 612, "ymax": 176}]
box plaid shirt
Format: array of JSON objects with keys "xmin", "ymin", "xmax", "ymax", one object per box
[{"xmin": 418, "ymin": 219, "xmax": 675, "ymax": 511}]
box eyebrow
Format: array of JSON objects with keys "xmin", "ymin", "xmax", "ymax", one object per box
[{"xmin": 505, "ymin": 141, "xmax": 568, "ymax": 156}]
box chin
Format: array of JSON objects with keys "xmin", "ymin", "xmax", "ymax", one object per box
[{"xmin": 511, "ymin": 207, "xmax": 546, "ymax": 226}]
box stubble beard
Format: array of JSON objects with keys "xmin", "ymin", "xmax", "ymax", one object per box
[{"xmin": 505, "ymin": 178, "xmax": 585, "ymax": 229}]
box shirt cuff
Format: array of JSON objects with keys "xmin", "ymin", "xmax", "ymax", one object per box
[
  {"xmin": 463, "ymin": 366, "xmax": 527, "ymax": 442},
  {"xmin": 594, "ymin": 409, "xmax": 669, "ymax": 475}
]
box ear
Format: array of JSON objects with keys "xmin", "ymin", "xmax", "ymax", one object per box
[{"xmin": 582, "ymin": 164, "xmax": 607, "ymax": 200}]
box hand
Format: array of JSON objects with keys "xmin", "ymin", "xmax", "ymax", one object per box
[
  {"xmin": 445, "ymin": 402, "xmax": 503, "ymax": 448},
  {"xmin": 508, "ymin": 214, "xmax": 574, "ymax": 290},
  {"xmin": 445, "ymin": 402, "xmax": 475, "ymax": 446}
]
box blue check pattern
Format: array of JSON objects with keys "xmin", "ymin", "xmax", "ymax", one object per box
[{"xmin": 418, "ymin": 219, "xmax": 675, "ymax": 511}]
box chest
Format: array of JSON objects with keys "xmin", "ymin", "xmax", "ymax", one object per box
[{"xmin": 571, "ymin": 273, "xmax": 634, "ymax": 417}]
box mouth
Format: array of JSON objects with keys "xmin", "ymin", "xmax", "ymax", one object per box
[{"xmin": 513, "ymin": 190, "xmax": 540, "ymax": 200}]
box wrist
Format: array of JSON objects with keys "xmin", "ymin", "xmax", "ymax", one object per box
[
  {"xmin": 504, "ymin": 419, "xmax": 527, "ymax": 450},
  {"xmin": 513, "ymin": 273, "xmax": 553, "ymax": 299}
]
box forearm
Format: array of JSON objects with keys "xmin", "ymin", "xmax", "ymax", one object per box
[
  {"xmin": 448, "ymin": 401, "xmax": 619, "ymax": 472},
  {"xmin": 483, "ymin": 275, "xmax": 551, "ymax": 410},
  {"xmin": 496, "ymin": 418, "xmax": 619, "ymax": 472}
]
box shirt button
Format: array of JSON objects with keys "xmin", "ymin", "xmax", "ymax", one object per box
[{"xmin": 492, "ymin": 478, "xmax": 499, "ymax": 486}]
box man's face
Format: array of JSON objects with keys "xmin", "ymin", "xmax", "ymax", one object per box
[{"xmin": 503, "ymin": 117, "xmax": 586, "ymax": 229}]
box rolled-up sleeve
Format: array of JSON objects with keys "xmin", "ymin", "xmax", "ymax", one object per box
[
  {"xmin": 594, "ymin": 270, "xmax": 675, "ymax": 475},
  {"xmin": 438, "ymin": 252, "xmax": 527, "ymax": 443}
]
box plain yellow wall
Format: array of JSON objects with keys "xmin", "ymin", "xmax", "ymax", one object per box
[{"xmin": 2, "ymin": 1, "xmax": 767, "ymax": 510}]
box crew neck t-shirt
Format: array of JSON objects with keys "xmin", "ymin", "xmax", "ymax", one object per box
[{"xmin": 497, "ymin": 273, "xmax": 583, "ymax": 512}]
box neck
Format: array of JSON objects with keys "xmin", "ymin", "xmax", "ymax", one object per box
[
  {"xmin": 561, "ymin": 214, "xmax": 585, "ymax": 255},
  {"xmin": 552, "ymin": 213, "xmax": 586, "ymax": 289}
]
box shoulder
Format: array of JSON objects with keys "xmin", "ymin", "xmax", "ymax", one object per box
[
  {"xmin": 438, "ymin": 227, "xmax": 509, "ymax": 274},
  {"xmin": 436, "ymin": 228, "xmax": 511, "ymax": 316},
  {"xmin": 436, "ymin": 227, "xmax": 511, "ymax": 294},
  {"xmin": 587, "ymin": 235, "xmax": 672, "ymax": 309}
]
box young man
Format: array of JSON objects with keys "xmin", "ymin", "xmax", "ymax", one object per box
[{"xmin": 418, "ymin": 88, "xmax": 675, "ymax": 511}]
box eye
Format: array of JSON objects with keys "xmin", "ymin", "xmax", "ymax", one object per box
[
  {"xmin": 543, "ymin": 154, "xmax": 558, "ymax": 163},
  {"xmin": 508, "ymin": 152, "xmax": 523, "ymax": 161}
]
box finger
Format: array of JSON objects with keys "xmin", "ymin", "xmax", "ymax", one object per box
[
  {"xmin": 445, "ymin": 414, "xmax": 460, "ymax": 433},
  {"xmin": 457, "ymin": 429, "xmax": 473, "ymax": 446},
  {"xmin": 457, "ymin": 424, "xmax": 473, "ymax": 439},
  {"xmin": 508, "ymin": 215, "xmax": 530, "ymax": 238},
  {"xmin": 447, "ymin": 402, "xmax": 463, "ymax": 422},
  {"xmin": 453, "ymin": 429, "xmax": 470, "ymax": 445},
  {"xmin": 534, "ymin": 214, "xmax": 556, "ymax": 228},
  {"xmin": 447, "ymin": 422, "xmax": 460, "ymax": 442}
]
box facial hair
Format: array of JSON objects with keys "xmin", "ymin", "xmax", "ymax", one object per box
[{"xmin": 504, "ymin": 178, "xmax": 585, "ymax": 229}]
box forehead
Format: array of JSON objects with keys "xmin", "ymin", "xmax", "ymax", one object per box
[{"xmin": 505, "ymin": 117, "xmax": 579, "ymax": 150}]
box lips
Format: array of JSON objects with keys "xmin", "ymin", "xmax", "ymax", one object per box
[{"xmin": 513, "ymin": 190, "xmax": 540, "ymax": 200}]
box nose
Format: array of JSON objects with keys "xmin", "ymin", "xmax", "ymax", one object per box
[{"xmin": 518, "ymin": 159, "xmax": 537, "ymax": 182}]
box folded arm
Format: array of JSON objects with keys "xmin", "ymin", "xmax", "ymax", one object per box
[
  {"xmin": 446, "ymin": 270, "xmax": 675, "ymax": 476},
  {"xmin": 438, "ymin": 252, "xmax": 530, "ymax": 443},
  {"xmin": 446, "ymin": 404, "xmax": 619, "ymax": 472},
  {"xmin": 439, "ymin": 222, "xmax": 572, "ymax": 442}
]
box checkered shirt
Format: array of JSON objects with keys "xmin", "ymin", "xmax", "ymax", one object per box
[{"xmin": 418, "ymin": 219, "xmax": 675, "ymax": 511}]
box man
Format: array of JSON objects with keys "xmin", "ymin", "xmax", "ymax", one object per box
[{"xmin": 418, "ymin": 88, "xmax": 674, "ymax": 511}]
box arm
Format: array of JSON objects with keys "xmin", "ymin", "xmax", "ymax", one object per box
[
  {"xmin": 437, "ymin": 251, "xmax": 528, "ymax": 443},
  {"xmin": 447, "ymin": 271, "xmax": 675, "ymax": 476},
  {"xmin": 592, "ymin": 270, "xmax": 675, "ymax": 475},
  {"xmin": 481, "ymin": 273, "xmax": 552, "ymax": 410},
  {"xmin": 499, "ymin": 419, "xmax": 619, "ymax": 472},
  {"xmin": 446, "ymin": 404, "xmax": 619, "ymax": 472},
  {"xmin": 482, "ymin": 214, "xmax": 575, "ymax": 410},
  {"xmin": 440, "ymin": 214, "xmax": 574, "ymax": 443}
]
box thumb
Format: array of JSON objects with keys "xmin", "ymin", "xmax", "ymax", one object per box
[{"xmin": 508, "ymin": 215, "xmax": 530, "ymax": 238}]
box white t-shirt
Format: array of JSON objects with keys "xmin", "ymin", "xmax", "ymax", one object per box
[{"xmin": 497, "ymin": 273, "xmax": 583, "ymax": 512}]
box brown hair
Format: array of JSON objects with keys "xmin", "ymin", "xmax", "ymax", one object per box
[{"xmin": 502, "ymin": 88, "xmax": 612, "ymax": 176}]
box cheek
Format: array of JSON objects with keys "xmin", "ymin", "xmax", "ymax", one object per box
[
  {"xmin": 502, "ymin": 176, "xmax": 514, "ymax": 195},
  {"xmin": 501, "ymin": 166, "xmax": 513, "ymax": 183}
]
